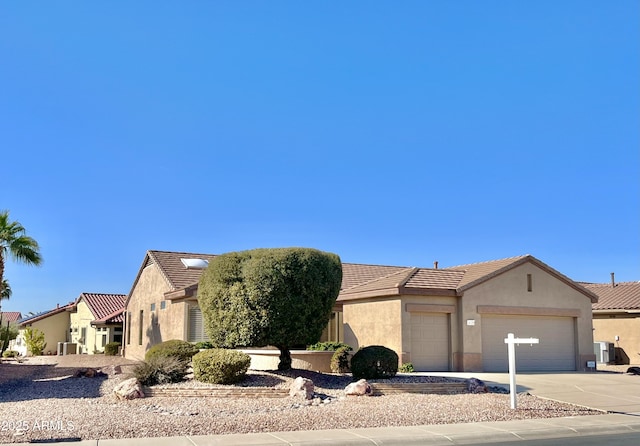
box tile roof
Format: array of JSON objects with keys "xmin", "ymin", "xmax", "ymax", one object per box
[
  {"xmin": 341, "ymin": 263, "xmax": 413, "ymax": 291},
  {"xmin": 584, "ymin": 282, "xmax": 640, "ymax": 311},
  {"xmin": 1, "ymin": 311, "xmax": 22, "ymax": 323},
  {"xmin": 443, "ymin": 255, "xmax": 530, "ymax": 289},
  {"xmin": 130, "ymin": 250, "xmax": 597, "ymax": 304},
  {"xmin": 75, "ymin": 293, "xmax": 127, "ymax": 324},
  {"xmin": 147, "ymin": 250, "xmax": 218, "ymax": 290}
]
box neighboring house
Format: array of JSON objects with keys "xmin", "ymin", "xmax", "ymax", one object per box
[
  {"xmin": 585, "ymin": 279, "xmax": 640, "ymax": 365},
  {"xmin": 68, "ymin": 293, "xmax": 127, "ymax": 354},
  {"xmin": 124, "ymin": 250, "xmax": 597, "ymax": 372},
  {"xmin": 14, "ymin": 304, "xmax": 72, "ymax": 356},
  {"xmin": 1, "ymin": 311, "xmax": 23, "ymax": 324}
]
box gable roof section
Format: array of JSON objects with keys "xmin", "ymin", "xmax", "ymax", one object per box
[
  {"xmin": 584, "ymin": 281, "xmax": 640, "ymax": 311},
  {"xmin": 445, "ymin": 255, "xmax": 598, "ymax": 303},
  {"xmin": 126, "ymin": 250, "xmax": 218, "ymax": 306},
  {"xmin": 73, "ymin": 292, "xmax": 127, "ymax": 324},
  {"xmin": 339, "ymin": 255, "xmax": 598, "ymax": 303},
  {"xmin": 1, "ymin": 311, "xmax": 22, "ymax": 323}
]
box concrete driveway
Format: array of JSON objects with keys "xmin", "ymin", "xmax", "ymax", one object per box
[{"xmin": 428, "ymin": 371, "xmax": 640, "ymax": 415}]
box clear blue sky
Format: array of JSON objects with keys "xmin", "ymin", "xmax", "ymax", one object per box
[{"xmin": 1, "ymin": 1, "xmax": 638, "ymax": 314}]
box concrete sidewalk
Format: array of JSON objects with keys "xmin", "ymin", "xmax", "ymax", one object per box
[{"xmin": 55, "ymin": 413, "xmax": 640, "ymax": 445}]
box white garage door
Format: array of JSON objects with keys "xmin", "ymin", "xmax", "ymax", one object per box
[
  {"xmin": 482, "ymin": 315, "xmax": 576, "ymax": 372},
  {"xmin": 410, "ymin": 313, "xmax": 450, "ymax": 371}
]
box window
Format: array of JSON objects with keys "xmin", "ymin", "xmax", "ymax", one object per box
[
  {"xmin": 160, "ymin": 300, "xmax": 167, "ymax": 310},
  {"xmin": 151, "ymin": 303, "xmax": 156, "ymax": 311},
  {"xmin": 126, "ymin": 312, "xmax": 131, "ymax": 345},
  {"xmin": 527, "ymin": 274, "xmax": 533, "ymax": 292},
  {"xmin": 138, "ymin": 310, "xmax": 144, "ymax": 345},
  {"xmin": 188, "ymin": 306, "xmax": 209, "ymax": 342}
]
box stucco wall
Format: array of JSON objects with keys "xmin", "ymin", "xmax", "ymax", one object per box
[
  {"xmin": 124, "ymin": 263, "xmax": 189, "ymax": 360},
  {"xmin": 459, "ymin": 262, "xmax": 595, "ymax": 371},
  {"xmin": 593, "ymin": 315, "xmax": 640, "ymax": 364},
  {"xmin": 19, "ymin": 311, "xmax": 70, "ymax": 356},
  {"xmin": 70, "ymin": 301, "xmax": 99, "ymax": 354},
  {"xmin": 343, "ymin": 298, "xmax": 402, "ymax": 355}
]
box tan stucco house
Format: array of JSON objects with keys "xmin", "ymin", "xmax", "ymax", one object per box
[
  {"xmin": 123, "ymin": 250, "xmax": 597, "ymax": 372},
  {"xmin": 69, "ymin": 292, "xmax": 126, "ymax": 354},
  {"xmin": 14, "ymin": 304, "xmax": 72, "ymax": 356},
  {"xmin": 586, "ymin": 279, "xmax": 640, "ymax": 365}
]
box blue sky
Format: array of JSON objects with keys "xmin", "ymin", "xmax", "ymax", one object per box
[{"xmin": 1, "ymin": 1, "xmax": 638, "ymax": 314}]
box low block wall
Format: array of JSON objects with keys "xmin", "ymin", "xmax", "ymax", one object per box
[{"xmin": 240, "ymin": 349, "xmax": 333, "ymax": 372}]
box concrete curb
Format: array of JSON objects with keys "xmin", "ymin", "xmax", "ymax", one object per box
[{"xmin": 45, "ymin": 414, "xmax": 640, "ymax": 446}]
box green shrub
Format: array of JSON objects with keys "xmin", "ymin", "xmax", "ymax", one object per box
[
  {"xmin": 195, "ymin": 341, "xmax": 214, "ymax": 350},
  {"xmin": 104, "ymin": 342, "xmax": 120, "ymax": 356},
  {"xmin": 24, "ymin": 327, "xmax": 46, "ymax": 356},
  {"xmin": 307, "ymin": 341, "xmax": 352, "ymax": 351},
  {"xmin": 399, "ymin": 362, "xmax": 415, "ymax": 373},
  {"xmin": 193, "ymin": 349, "xmax": 251, "ymax": 384},
  {"xmin": 145, "ymin": 339, "xmax": 199, "ymax": 363},
  {"xmin": 330, "ymin": 346, "xmax": 352, "ymax": 373},
  {"xmin": 350, "ymin": 345, "xmax": 399, "ymax": 380},
  {"xmin": 2, "ymin": 349, "xmax": 19, "ymax": 358},
  {"xmin": 133, "ymin": 356, "xmax": 188, "ymax": 386}
]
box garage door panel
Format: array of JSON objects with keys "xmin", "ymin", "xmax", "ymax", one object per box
[
  {"xmin": 410, "ymin": 313, "xmax": 449, "ymax": 371},
  {"xmin": 482, "ymin": 315, "xmax": 575, "ymax": 372}
]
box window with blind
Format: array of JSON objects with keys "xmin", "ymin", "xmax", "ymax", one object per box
[{"xmin": 188, "ymin": 306, "xmax": 209, "ymax": 342}]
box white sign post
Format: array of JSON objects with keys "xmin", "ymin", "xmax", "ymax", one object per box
[{"xmin": 504, "ymin": 333, "xmax": 539, "ymax": 409}]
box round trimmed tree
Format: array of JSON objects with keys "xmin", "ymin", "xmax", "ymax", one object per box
[{"xmin": 197, "ymin": 247, "xmax": 342, "ymax": 370}]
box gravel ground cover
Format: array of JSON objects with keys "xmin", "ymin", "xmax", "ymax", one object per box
[{"xmin": 0, "ymin": 355, "xmax": 614, "ymax": 444}]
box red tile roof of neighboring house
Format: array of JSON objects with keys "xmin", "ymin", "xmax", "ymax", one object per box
[
  {"xmin": 73, "ymin": 293, "xmax": 127, "ymax": 324},
  {"xmin": 583, "ymin": 281, "xmax": 640, "ymax": 311},
  {"xmin": 1, "ymin": 312, "xmax": 22, "ymax": 323}
]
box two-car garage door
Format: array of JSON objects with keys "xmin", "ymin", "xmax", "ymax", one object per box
[{"xmin": 481, "ymin": 315, "xmax": 576, "ymax": 372}]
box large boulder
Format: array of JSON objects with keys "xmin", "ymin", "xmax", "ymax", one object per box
[
  {"xmin": 344, "ymin": 379, "xmax": 372, "ymax": 396},
  {"xmin": 113, "ymin": 378, "xmax": 145, "ymax": 400},
  {"xmin": 289, "ymin": 376, "xmax": 314, "ymax": 400}
]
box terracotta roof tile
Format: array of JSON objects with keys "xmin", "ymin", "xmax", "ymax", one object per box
[
  {"xmin": 584, "ymin": 282, "xmax": 640, "ymax": 310},
  {"xmin": 1, "ymin": 312, "xmax": 22, "ymax": 323},
  {"xmin": 77, "ymin": 293, "xmax": 127, "ymax": 322}
]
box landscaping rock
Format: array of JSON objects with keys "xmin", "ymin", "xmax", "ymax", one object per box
[
  {"xmin": 113, "ymin": 378, "xmax": 145, "ymax": 400},
  {"xmin": 100, "ymin": 365, "xmax": 122, "ymax": 376},
  {"xmin": 344, "ymin": 379, "xmax": 372, "ymax": 396},
  {"xmin": 289, "ymin": 376, "xmax": 314, "ymax": 400},
  {"xmin": 467, "ymin": 377, "xmax": 488, "ymax": 393},
  {"xmin": 73, "ymin": 368, "xmax": 105, "ymax": 378}
]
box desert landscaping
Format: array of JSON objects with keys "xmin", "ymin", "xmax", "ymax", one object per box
[{"xmin": 0, "ymin": 355, "xmax": 606, "ymax": 444}]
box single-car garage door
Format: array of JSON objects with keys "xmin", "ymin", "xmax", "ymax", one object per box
[
  {"xmin": 410, "ymin": 312, "xmax": 450, "ymax": 371},
  {"xmin": 482, "ymin": 315, "xmax": 576, "ymax": 372}
]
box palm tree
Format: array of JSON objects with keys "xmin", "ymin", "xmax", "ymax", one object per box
[
  {"xmin": 0, "ymin": 210, "xmax": 42, "ymax": 311},
  {"xmin": 1, "ymin": 279, "xmax": 11, "ymax": 302}
]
